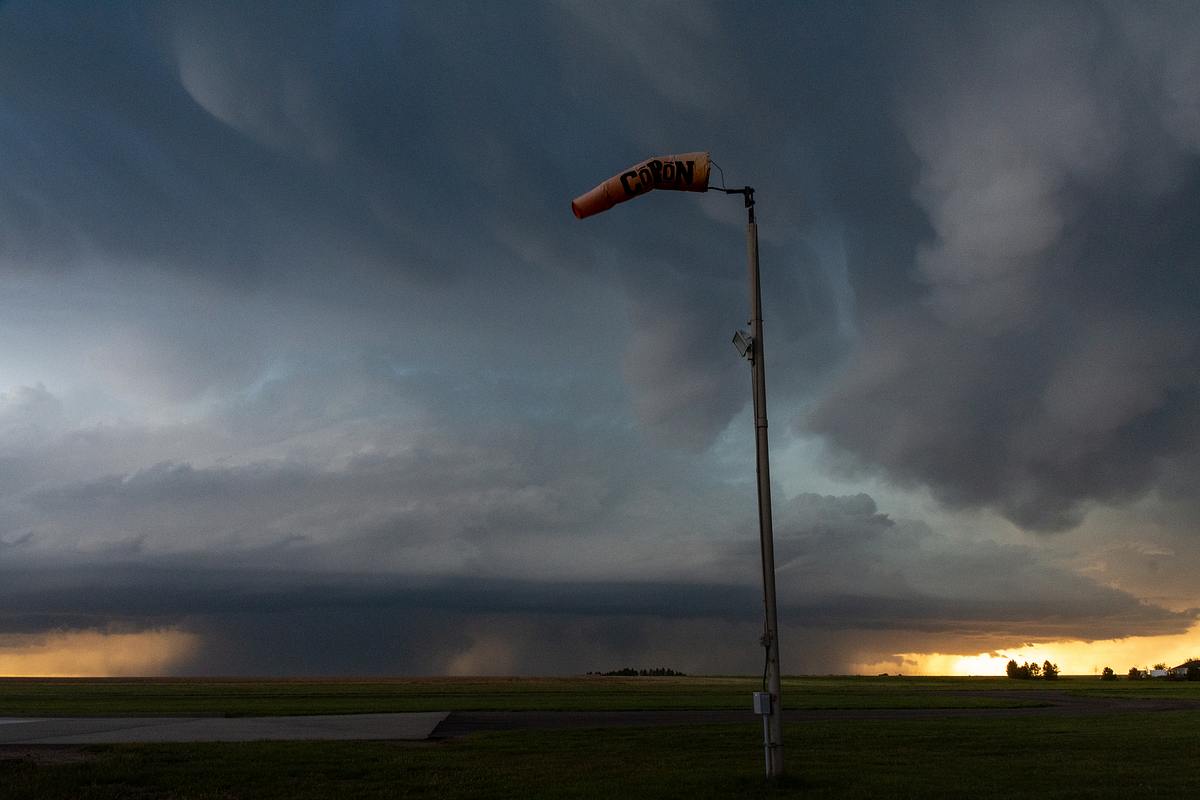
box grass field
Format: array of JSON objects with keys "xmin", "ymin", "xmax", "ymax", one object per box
[
  {"xmin": 0, "ymin": 674, "xmax": 1163, "ymax": 716},
  {"xmin": 2, "ymin": 676, "xmax": 1198, "ymax": 798},
  {"xmin": 0, "ymin": 675, "xmax": 1035, "ymax": 716},
  {"xmin": 3, "ymin": 713, "xmax": 1200, "ymax": 798}
]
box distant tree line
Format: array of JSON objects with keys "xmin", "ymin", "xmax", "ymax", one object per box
[
  {"xmin": 587, "ymin": 667, "xmax": 686, "ymax": 677},
  {"xmin": 1006, "ymin": 659, "xmax": 1058, "ymax": 680}
]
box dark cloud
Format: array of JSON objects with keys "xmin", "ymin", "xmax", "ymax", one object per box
[
  {"xmin": 806, "ymin": 3, "xmax": 1200, "ymax": 531},
  {"xmin": 0, "ymin": 0, "xmax": 857, "ymax": 447},
  {"xmin": 1, "ymin": 1, "xmax": 1198, "ymax": 673},
  {"xmin": 2, "ymin": 486, "xmax": 1190, "ymax": 673},
  {"xmin": 0, "ymin": 556, "xmax": 1188, "ymax": 675}
]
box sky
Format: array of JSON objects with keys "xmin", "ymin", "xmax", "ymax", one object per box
[{"xmin": 1, "ymin": 0, "xmax": 1198, "ymax": 677}]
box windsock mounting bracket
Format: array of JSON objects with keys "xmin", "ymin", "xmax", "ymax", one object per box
[{"xmin": 718, "ymin": 186, "xmax": 756, "ymax": 222}]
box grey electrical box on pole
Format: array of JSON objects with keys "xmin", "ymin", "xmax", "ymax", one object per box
[{"xmin": 752, "ymin": 690, "xmax": 774, "ymax": 776}]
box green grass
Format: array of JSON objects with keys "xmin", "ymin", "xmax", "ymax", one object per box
[
  {"xmin": 2, "ymin": 712, "xmax": 1199, "ymax": 799},
  {"xmin": 2, "ymin": 677, "xmax": 1198, "ymax": 798},
  {"xmin": 0, "ymin": 675, "xmax": 1080, "ymax": 716},
  {"xmin": 3, "ymin": 675, "xmax": 1196, "ymax": 717}
]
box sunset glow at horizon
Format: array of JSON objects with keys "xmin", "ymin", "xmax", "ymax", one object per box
[
  {"xmin": 0, "ymin": 629, "xmax": 200, "ymax": 678},
  {"xmin": 854, "ymin": 622, "xmax": 1200, "ymax": 677}
]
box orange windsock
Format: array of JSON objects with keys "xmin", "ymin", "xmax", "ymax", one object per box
[{"xmin": 571, "ymin": 152, "xmax": 710, "ymax": 219}]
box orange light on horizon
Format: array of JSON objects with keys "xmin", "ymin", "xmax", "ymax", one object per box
[
  {"xmin": 853, "ymin": 621, "xmax": 1200, "ymax": 676},
  {"xmin": 0, "ymin": 628, "xmax": 200, "ymax": 677}
]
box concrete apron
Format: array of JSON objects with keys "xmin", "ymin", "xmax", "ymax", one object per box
[{"xmin": 0, "ymin": 712, "xmax": 449, "ymax": 744}]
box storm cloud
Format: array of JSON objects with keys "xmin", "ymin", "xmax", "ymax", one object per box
[
  {"xmin": 1, "ymin": 1, "xmax": 1198, "ymax": 675},
  {"xmin": 808, "ymin": 3, "xmax": 1200, "ymax": 531}
]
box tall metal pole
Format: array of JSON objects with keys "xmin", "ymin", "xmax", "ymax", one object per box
[
  {"xmin": 744, "ymin": 188, "xmax": 784, "ymax": 777},
  {"xmin": 571, "ymin": 167, "xmax": 784, "ymax": 777}
]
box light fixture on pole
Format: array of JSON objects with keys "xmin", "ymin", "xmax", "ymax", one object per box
[
  {"xmin": 732, "ymin": 329, "xmax": 754, "ymax": 360},
  {"xmin": 572, "ymin": 154, "xmax": 785, "ymax": 779}
]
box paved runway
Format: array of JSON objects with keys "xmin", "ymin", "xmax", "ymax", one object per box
[{"xmin": 0, "ymin": 713, "xmax": 448, "ymax": 744}]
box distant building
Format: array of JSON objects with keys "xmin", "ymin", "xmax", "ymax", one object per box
[
  {"xmin": 1149, "ymin": 669, "xmax": 1169, "ymax": 678},
  {"xmin": 1169, "ymin": 659, "xmax": 1200, "ymax": 678}
]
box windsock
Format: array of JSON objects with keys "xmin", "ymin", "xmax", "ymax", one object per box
[{"xmin": 571, "ymin": 152, "xmax": 710, "ymax": 219}]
